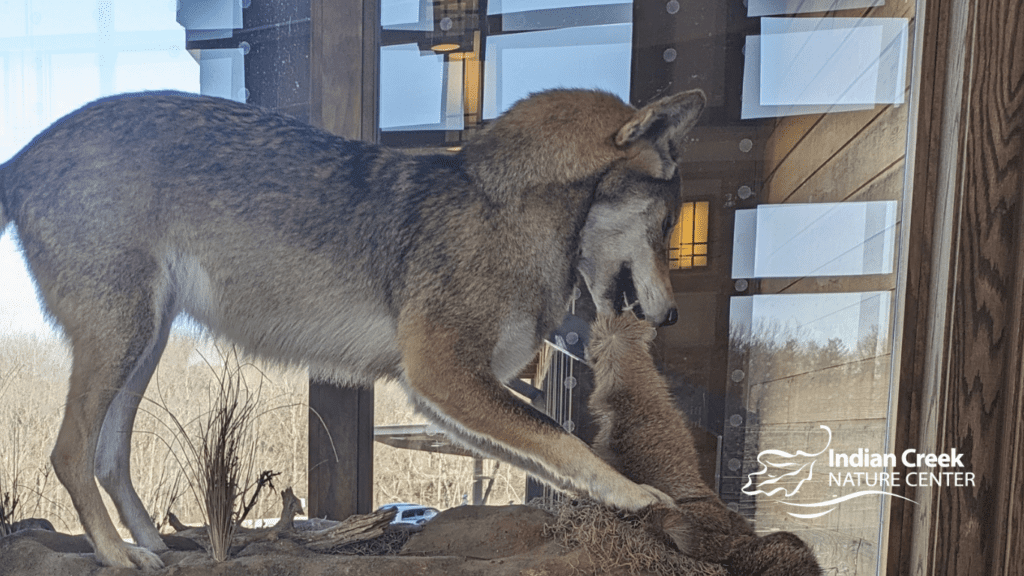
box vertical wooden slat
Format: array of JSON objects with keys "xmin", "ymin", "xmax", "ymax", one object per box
[
  {"xmin": 887, "ymin": 0, "xmax": 951, "ymax": 570},
  {"xmin": 891, "ymin": 0, "xmax": 1024, "ymax": 573},
  {"xmin": 955, "ymin": 1, "xmax": 1024, "ymax": 572},
  {"xmin": 360, "ymin": 0, "xmax": 380, "ymax": 145}
]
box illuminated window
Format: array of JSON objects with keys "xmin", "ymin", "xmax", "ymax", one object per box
[{"xmin": 669, "ymin": 201, "xmax": 709, "ymax": 269}]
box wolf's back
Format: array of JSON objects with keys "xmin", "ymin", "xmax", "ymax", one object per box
[
  {"xmin": 0, "ymin": 161, "xmax": 9, "ymax": 234},
  {"xmin": 1, "ymin": 92, "xmax": 437, "ymax": 281}
]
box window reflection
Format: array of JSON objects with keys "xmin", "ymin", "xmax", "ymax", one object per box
[
  {"xmin": 732, "ymin": 201, "xmax": 897, "ymax": 278},
  {"xmin": 176, "ymin": 0, "xmax": 246, "ymax": 102},
  {"xmin": 670, "ymin": 201, "xmax": 710, "ymax": 270},
  {"xmin": 762, "ymin": 24, "xmax": 884, "ymax": 106},
  {"xmin": 729, "ymin": 291, "xmax": 893, "ymax": 567},
  {"xmin": 196, "ymin": 49, "xmax": 245, "ymax": 102},
  {"xmin": 0, "ymin": 0, "xmax": 197, "ymax": 340},
  {"xmin": 0, "ymin": 0, "xmax": 197, "ymax": 163},
  {"xmin": 382, "ymin": 0, "xmax": 433, "ymax": 31},
  {"xmin": 378, "ymin": 0, "xmax": 632, "ymax": 142},
  {"xmin": 380, "ymin": 44, "xmax": 463, "ymax": 130},
  {"xmin": 731, "ymin": 292, "xmax": 890, "ymax": 370},
  {"xmin": 747, "ymin": 0, "xmax": 885, "ymax": 18},
  {"xmin": 489, "ymin": 1, "xmax": 632, "ymax": 31},
  {"xmin": 761, "ymin": 17, "xmax": 908, "ymax": 105},
  {"xmin": 482, "ymin": 24, "xmax": 631, "ymax": 120},
  {"xmin": 488, "ymin": 0, "xmax": 628, "ymax": 15},
  {"xmin": 177, "ymin": 0, "xmax": 243, "ymax": 40},
  {"xmin": 743, "ymin": 17, "xmax": 908, "ymax": 119}
]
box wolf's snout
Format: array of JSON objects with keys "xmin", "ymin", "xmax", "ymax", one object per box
[{"xmin": 661, "ymin": 308, "xmax": 678, "ymax": 327}]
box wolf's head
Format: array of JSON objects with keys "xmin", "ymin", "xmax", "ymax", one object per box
[
  {"xmin": 462, "ymin": 88, "xmax": 705, "ymax": 328},
  {"xmin": 577, "ymin": 90, "xmax": 706, "ymax": 327}
]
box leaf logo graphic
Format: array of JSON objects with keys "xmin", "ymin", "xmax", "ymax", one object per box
[
  {"xmin": 741, "ymin": 425, "xmax": 917, "ymax": 519},
  {"xmin": 741, "ymin": 425, "xmax": 832, "ymax": 499}
]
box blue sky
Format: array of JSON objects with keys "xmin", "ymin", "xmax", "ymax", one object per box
[{"xmin": 0, "ymin": 0, "xmax": 198, "ymax": 337}]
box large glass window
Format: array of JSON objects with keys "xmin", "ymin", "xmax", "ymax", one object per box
[
  {"xmin": 1, "ymin": 2, "xmax": 926, "ymax": 572},
  {"xmin": 672, "ymin": 3, "xmax": 916, "ymax": 574},
  {"xmin": 376, "ymin": 2, "xmax": 924, "ymax": 573}
]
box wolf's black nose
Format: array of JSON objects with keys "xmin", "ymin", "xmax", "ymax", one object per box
[{"xmin": 661, "ymin": 308, "xmax": 679, "ymax": 327}]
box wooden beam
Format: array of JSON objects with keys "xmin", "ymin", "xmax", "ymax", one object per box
[
  {"xmin": 310, "ymin": 0, "xmax": 379, "ymax": 142},
  {"xmin": 890, "ymin": 0, "xmax": 1024, "ymax": 573},
  {"xmin": 307, "ymin": 0, "xmax": 379, "ymax": 520}
]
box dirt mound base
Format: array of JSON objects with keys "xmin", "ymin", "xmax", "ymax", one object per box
[{"xmin": 0, "ymin": 504, "xmax": 724, "ymax": 576}]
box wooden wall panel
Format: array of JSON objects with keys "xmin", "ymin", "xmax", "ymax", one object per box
[
  {"xmin": 762, "ymin": 115, "xmax": 818, "ymax": 175},
  {"xmin": 764, "ymin": 106, "xmax": 895, "ymax": 204},
  {"xmin": 798, "ymin": 108, "xmax": 907, "ymax": 202},
  {"xmin": 761, "ymin": 0, "xmax": 915, "ymax": 207},
  {"xmin": 885, "ymin": 0, "xmax": 961, "ymax": 570}
]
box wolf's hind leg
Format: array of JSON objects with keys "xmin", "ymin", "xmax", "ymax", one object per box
[
  {"xmin": 94, "ymin": 300, "xmax": 176, "ymax": 554},
  {"xmin": 398, "ymin": 315, "xmax": 672, "ymax": 511},
  {"xmin": 49, "ymin": 284, "xmax": 168, "ymax": 569}
]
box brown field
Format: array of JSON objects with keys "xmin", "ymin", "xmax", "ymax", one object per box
[{"xmin": 0, "ymin": 330, "xmax": 526, "ymax": 536}]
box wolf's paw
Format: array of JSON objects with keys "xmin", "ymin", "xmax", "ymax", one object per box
[
  {"xmin": 639, "ymin": 483, "xmax": 677, "ymax": 508},
  {"xmin": 595, "ymin": 476, "xmax": 675, "ymax": 512},
  {"xmin": 95, "ymin": 541, "xmax": 166, "ymax": 570}
]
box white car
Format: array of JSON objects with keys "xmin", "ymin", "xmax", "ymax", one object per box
[{"xmin": 377, "ymin": 503, "xmax": 440, "ymax": 526}]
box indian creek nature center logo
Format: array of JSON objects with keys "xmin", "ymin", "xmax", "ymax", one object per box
[{"xmin": 741, "ymin": 425, "xmax": 974, "ymax": 519}]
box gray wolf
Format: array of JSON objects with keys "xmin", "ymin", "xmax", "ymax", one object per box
[
  {"xmin": 587, "ymin": 313, "xmax": 822, "ymax": 575},
  {"xmin": 0, "ymin": 87, "xmax": 705, "ymax": 568}
]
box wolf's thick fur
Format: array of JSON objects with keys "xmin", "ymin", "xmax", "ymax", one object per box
[
  {"xmin": 587, "ymin": 313, "xmax": 822, "ymax": 575},
  {"xmin": 0, "ymin": 88, "xmax": 705, "ymax": 568}
]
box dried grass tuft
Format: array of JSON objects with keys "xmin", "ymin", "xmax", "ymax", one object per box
[
  {"xmin": 0, "ymin": 478, "xmax": 17, "ymax": 537},
  {"xmin": 0, "ymin": 368, "xmax": 21, "ymax": 537},
  {"xmin": 159, "ymin": 348, "xmax": 262, "ymax": 562},
  {"xmin": 538, "ymin": 497, "xmax": 727, "ymax": 576}
]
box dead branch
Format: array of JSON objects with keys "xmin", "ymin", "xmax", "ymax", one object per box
[
  {"xmin": 167, "ymin": 511, "xmax": 190, "ymax": 532},
  {"xmin": 294, "ymin": 508, "xmax": 397, "ymax": 552},
  {"xmin": 237, "ymin": 470, "xmax": 281, "ymax": 526},
  {"xmin": 168, "ymin": 487, "xmax": 395, "ymax": 554},
  {"xmin": 267, "ymin": 487, "xmax": 303, "ymax": 535}
]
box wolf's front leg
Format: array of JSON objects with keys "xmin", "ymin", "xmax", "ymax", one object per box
[{"xmin": 397, "ymin": 313, "xmax": 672, "ymax": 511}]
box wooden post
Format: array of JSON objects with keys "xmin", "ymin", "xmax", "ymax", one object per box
[
  {"xmin": 308, "ymin": 381, "xmax": 374, "ymax": 519},
  {"xmin": 472, "ymin": 457, "xmax": 484, "ymax": 505},
  {"xmin": 306, "ymin": 0, "xmax": 379, "ymax": 520}
]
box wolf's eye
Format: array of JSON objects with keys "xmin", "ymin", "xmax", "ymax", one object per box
[{"xmin": 662, "ymin": 216, "xmax": 674, "ymax": 237}]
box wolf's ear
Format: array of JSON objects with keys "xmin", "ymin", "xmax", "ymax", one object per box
[
  {"xmin": 616, "ymin": 89, "xmax": 706, "ymax": 148},
  {"xmin": 615, "ymin": 89, "xmax": 706, "ymax": 179}
]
